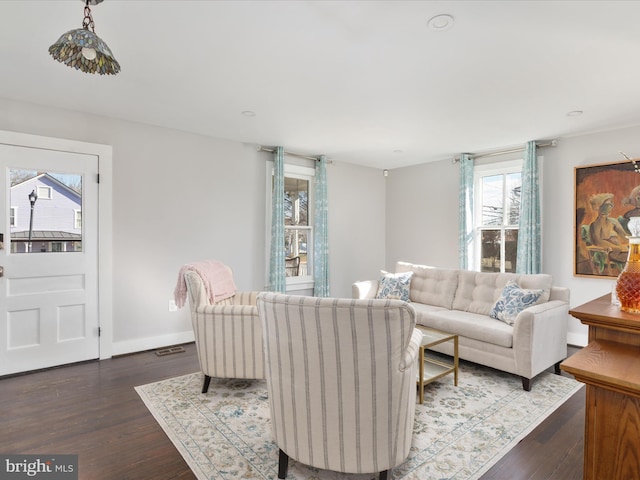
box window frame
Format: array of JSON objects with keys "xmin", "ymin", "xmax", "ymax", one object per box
[
  {"xmin": 10, "ymin": 207, "xmax": 17, "ymax": 227},
  {"xmin": 74, "ymin": 209, "xmax": 82, "ymax": 229},
  {"xmin": 265, "ymin": 162, "xmax": 315, "ymax": 292},
  {"xmin": 473, "ymin": 159, "xmax": 523, "ymax": 273},
  {"xmin": 37, "ymin": 185, "xmax": 52, "ymax": 200}
]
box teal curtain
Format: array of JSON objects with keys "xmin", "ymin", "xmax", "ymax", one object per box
[
  {"xmin": 313, "ymin": 156, "xmax": 330, "ymax": 297},
  {"xmin": 516, "ymin": 141, "xmax": 541, "ymax": 274},
  {"xmin": 268, "ymin": 146, "xmax": 286, "ymax": 292},
  {"xmin": 458, "ymin": 153, "xmax": 474, "ymax": 270}
]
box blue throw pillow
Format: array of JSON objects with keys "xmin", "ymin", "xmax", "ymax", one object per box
[
  {"xmin": 490, "ymin": 280, "xmax": 543, "ymax": 325},
  {"xmin": 375, "ymin": 271, "xmax": 413, "ymax": 302}
]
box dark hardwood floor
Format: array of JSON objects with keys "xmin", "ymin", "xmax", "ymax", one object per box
[{"xmin": 0, "ymin": 343, "xmax": 585, "ymax": 479}]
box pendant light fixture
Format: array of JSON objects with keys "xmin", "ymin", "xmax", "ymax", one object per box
[{"xmin": 48, "ymin": 0, "xmax": 120, "ymax": 75}]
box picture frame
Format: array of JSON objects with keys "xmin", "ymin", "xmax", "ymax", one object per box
[{"xmin": 574, "ymin": 159, "xmax": 640, "ymax": 278}]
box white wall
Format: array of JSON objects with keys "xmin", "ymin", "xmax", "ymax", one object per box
[
  {"xmin": 386, "ymin": 125, "xmax": 640, "ymax": 347},
  {"xmin": 0, "ymin": 97, "xmax": 386, "ymax": 355},
  {"xmin": 385, "ymin": 159, "xmax": 460, "ymax": 271},
  {"xmin": 328, "ymin": 161, "xmax": 386, "ymax": 294},
  {"xmin": 6, "ymin": 96, "xmax": 640, "ymax": 352}
]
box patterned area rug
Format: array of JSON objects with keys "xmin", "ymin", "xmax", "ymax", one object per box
[{"xmin": 135, "ymin": 360, "xmax": 582, "ymax": 480}]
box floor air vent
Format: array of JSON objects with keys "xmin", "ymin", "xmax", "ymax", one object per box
[{"xmin": 155, "ymin": 346, "xmax": 186, "ymax": 357}]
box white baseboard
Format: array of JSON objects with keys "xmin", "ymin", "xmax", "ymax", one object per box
[
  {"xmin": 567, "ymin": 332, "xmax": 588, "ymax": 348},
  {"xmin": 111, "ymin": 330, "xmax": 195, "ymax": 357}
]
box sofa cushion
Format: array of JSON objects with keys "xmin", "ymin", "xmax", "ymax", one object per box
[
  {"xmin": 410, "ymin": 302, "xmax": 450, "ymax": 318},
  {"xmin": 395, "ymin": 262, "xmax": 459, "ymax": 309},
  {"xmin": 452, "ymin": 271, "xmax": 552, "ymax": 315},
  {"xmin": 489, "ymin": 280, "xmax": 544, "ymax": 325},
  {"xmin": 413, "ymin": 309, "xmax": 514, "ymax": 348},
  {"xmin": 375, "ymin": 271, "xmax": 413, "ymax": 301}
]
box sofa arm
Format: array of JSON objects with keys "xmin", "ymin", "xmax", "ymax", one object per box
[
  {"xmin": 512, "ymin": 300, "xmax": 569, "ymax": 378},
  {"xmin": 352, "ymin": 280, "xmax": 378, "ymax": 299}
]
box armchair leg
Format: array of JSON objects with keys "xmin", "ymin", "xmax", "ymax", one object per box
[
  {"xmin": 521, "ymin": 376, "xmax": 531, "ymax": 392},
  {"xmin": 554, "ymin": 361, "xmax": 562, "ymax": 375},
  {"xmin": 379, "ymin": 470, "xmax": 389, "ymax": 480},
  {"xmin": 278, "ymin": 449, "xmax": 289, "ymax": 479},
  {"xmin": 202, "ymin": 375, "xmax": 212, "ymax": 394}
]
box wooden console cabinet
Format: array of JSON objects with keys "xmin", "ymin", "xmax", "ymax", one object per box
[{"xmin": 561, "ymin": 294, "xmax": 640, "ymax": 480}]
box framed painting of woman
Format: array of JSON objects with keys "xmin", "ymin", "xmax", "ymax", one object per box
[{"xmin": 575, "ymin": 159, "xmax": 640, "ymax": 278}]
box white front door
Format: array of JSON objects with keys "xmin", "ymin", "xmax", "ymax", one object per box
[{"xmin": 0, "ymin": 144, "xmax": 99, "ymax": 375}]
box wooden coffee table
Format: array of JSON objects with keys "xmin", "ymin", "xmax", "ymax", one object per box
[{"xmin": 416, "ymin": 326, "xmax": 458, "ymax": 404}]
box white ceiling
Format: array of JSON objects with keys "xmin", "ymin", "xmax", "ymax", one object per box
[{"xmin": 2, "ymin": 0, "xmax": 640, "ymax": 169}]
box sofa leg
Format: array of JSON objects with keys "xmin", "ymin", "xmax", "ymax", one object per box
[
  {"xmin": 202, "ymin": 375, "xmax": 212, "ymax": 393},
  {"xmin": 278, "ymin": 449, "xmax": 289, "ymax": 479},
  {"xmin": 554, "ymin": 361, "xmax": 562, "ymax": 375},
  {"xmin": 521, "ymin": 376, "xmax": 531, "ymax": 391},
  {"xmin": 379, "ymin": 470, "xmax": 389, "ymax": 480}
]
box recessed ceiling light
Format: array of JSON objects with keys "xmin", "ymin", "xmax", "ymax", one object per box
[
  {"xmin": 241, "ymin": 110, "xmax": 256, "ymax": 117},
  {"xmin": 428, "ymin": 14, "xmax": 454, "ymax": 31},
  {"xmin": 567, "ymin": 110, "xmax": 583, "ymax": 117}
]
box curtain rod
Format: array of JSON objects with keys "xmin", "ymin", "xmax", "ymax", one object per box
[
  {"xmin": 452, "ymin": 139, "xmax": 558, "ymax": 163},
  {"xmin": 256, "ymin": 145, "xmax": 330, "ymax": 163}
]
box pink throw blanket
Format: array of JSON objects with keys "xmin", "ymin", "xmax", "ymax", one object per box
[{"xmin": 174, "ymin": 260, "xmax": 237, "ymax": 308}]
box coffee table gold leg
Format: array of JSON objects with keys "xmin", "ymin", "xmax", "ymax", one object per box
[
  {"xmin": 453, "ymin": 335, "xmax": 459, "ymax": 386},
  {"xmin": 418, "ymin": 346, "xmax": 425, "ymax": 404}
]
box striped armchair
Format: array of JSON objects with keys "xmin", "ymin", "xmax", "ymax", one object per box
[
  {"xmin": 184, "ymin": 270, "xmax": 265, "ymax": 393},
  {"xmin": 256, "ymin": 293, "xmax": 422, "ymax": 480}
]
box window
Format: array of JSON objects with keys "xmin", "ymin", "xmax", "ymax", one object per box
[
  {"xmin": 284, "ymin": 176, "xmax": 310, "ymax": 275},
  {"xmin": 474, "ymin": 160, "xmax": 522, "ymax": 273},
  {"xmin": 10, "ymin": 207, "xmax": 16, "ymax": 227},
  {"xmin": 37, "ymin": 186, "xmax": 52, "ymax": 199},
  {"xmin": 74, "ymin": 210, "xmax": 82, "ymax": 229},
  {"xmin": 266, "ymin": 163, "xmax": 315, "ymax": 290}
]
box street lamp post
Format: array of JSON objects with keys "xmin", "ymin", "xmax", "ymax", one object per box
[{"xmin": 27, "ymin": 189, "xmax": 37, "ymax": 253}]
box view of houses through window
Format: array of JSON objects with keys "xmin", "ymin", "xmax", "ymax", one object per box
[
  {"xmin": 9, "ymin": 168, "xmax": 82, "ymax": 253},
  {"xmin": 474, "ymin": 162, "xmax": 522, "ymax": 273}
]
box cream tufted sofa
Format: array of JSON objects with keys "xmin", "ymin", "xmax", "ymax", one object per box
[{"xmin": 353, "ymin": 261, "xmax": 570, "ymax": 391}]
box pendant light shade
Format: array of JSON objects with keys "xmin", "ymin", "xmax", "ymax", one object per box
[{"xmin": 48, "ymin": 0, "xmax": 120, "ymax": 75}]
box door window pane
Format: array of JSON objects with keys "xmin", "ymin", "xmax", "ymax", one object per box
[{"xmin": 9, "ymin": 169, "xmax": 82, "ymax": 253}]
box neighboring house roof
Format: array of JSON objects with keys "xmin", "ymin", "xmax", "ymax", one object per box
[
  {"xmin": 11, "ymin": 172, "xmax": 81, "ymax": 198},
  {"xmin": 11, "ymin": 231, "xmax": 81, "ymax": 241}
]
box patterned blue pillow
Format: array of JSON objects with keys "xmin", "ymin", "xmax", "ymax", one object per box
[
  {"xmin": 375, "ymin": 271, "xmax": 413, "ymax": 302},
  {"xmin": 490, "ymin": 280, "xmax": 543, "ymax": 325}
]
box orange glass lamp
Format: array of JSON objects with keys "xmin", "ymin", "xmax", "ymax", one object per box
[{"xmin": 616, "ymin": 217, "xmax": 640, "ymax": 313}]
